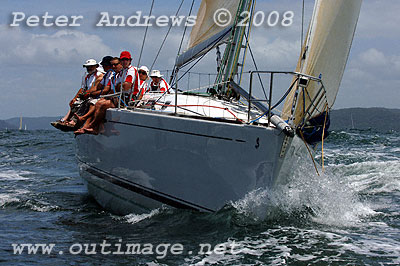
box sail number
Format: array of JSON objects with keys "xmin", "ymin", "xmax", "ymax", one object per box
[{"xmin": 238, "ymin": 11, "xmax": 294, "ymax": 27}]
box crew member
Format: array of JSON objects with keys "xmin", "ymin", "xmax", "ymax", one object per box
[{"xmin": 148, "ymin": 70, "xmax": 173, "ymax": 93}]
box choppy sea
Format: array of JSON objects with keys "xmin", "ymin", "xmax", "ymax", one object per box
[{"xmin": 0, "ymin": 129, "xmax": 399, "ymax": 265}]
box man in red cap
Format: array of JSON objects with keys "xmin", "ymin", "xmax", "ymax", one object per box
[{"xmin": 119, "ymin": 51, "xmax": 140, "ymax": 105}]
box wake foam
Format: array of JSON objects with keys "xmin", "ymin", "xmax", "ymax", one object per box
[
  {"xmin": 0, "ymin": 169, "xmax": 31, "ymax": 180},
  {"xmin": 232, "ymin": 161, "xmax": 378, "ymax": 227}
]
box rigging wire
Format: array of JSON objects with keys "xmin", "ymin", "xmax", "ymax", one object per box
[
  {"xmin": 170, "ymin": 0, "xmax": 195, "ymax": 85},
  {"xmin": 244, "ymin": 33, "xmax": 269, "ymax": 102},
  {"xmin": 248, "ymin": 78, "xmax": 299, "ymax": 124},
  {"xmin": 168, "ymin": 32, "xmax": 228, "ymax": 90},
  {"xmin": 171, "ymin": 51, "xmax": 208, "ymax": 88},
  {"xmin": 299, "ymin": 130, "xmax": 320, "ymax": 176},
  {"xmin": 154, "ymin": 50, "xmax": 210, "ymax": 104},
  {"xmin": 321, "ymin": 104, "xmax": 329, "ymax": 173},
  {"xmin": 301, "ymin": 0, "xmax": 305, "ymax": 52},
  {"xmin": 150, "ymin": 0, "xmax": 185, "ymax": 71},
  {"xmin": 137, "ymin": 0, "xmax": 155, "ymax": 67}
]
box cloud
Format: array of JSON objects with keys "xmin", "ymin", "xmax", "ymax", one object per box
[
  {"xmin": 250, "ymin": 35, "xmax": 300, "ymax": 69},
  {"xmin": 337, "ymin": 47, "xmax": 400, "ymax": 109},
  {"xmin": 0, "ymin": 25, "xmax": 114, "ymax": 66},
  {"xmin": 357, "ymin": 0, "xmax": 400, "ymax": 39},
  {"xmin": 353, "ymin": 48, "xmax": 400, "ymax": 77},
  {"xmin": 358, "ymin": 48, "xmax": 387, "ymax": 67}
]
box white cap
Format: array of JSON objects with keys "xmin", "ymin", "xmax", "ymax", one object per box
[
  {"xmin": 83, "ymin": 59, "xmax": 99, "ymax": 67},
  {"xmin": 150, "ymin": 70, "xmax": 163, "ymax": 78},
  {"xmin": 139, "ymin": 66, "xmax": 149, "ymax": 75}
]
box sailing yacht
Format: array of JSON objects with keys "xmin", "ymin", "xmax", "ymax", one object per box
[
  {"xmin": 76, "ymin": 0, "xmax": 362, "ymax": 214},
  {"xmin": 19, "ymin": 117, "xmax": 23, "ymax": 131}
]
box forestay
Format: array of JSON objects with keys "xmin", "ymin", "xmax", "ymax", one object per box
[{"xmin": 282, "ymin": 0, "xmax": 362, "ymax": 125}]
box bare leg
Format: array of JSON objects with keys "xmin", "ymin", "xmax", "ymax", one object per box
[
  {"xmin": 85, "ymin": 100, "xmax": 115, "ymax": 134},
  {"xmin": 74, "ymin": 104, "xmax": 96, "ymax": 124},
  {"xmin": 62, "ymin": 109, "xmax": 72, "ymax": 122}
]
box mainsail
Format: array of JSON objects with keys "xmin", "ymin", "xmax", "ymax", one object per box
[
  {"xmin": 175, "ymin": 0, "xmax": 241, "ymax": 68},
  {"xmin": 282, "ymin": 0, "xmax": 362, "ymax": 125}
]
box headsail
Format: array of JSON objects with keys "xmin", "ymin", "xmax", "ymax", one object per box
[
  {"xmin": 175, "ymin": 0, "xmax": 241, "ymax": 68},
  {"xmin": 282, "ymin": 0, "xmax": 362, "ymax": 125}
]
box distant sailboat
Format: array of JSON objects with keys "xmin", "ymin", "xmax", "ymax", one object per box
[
  {"xmin": 19, "ymin": 117, "xmax": 22, "ymax": 131},
  {"xmin": 24, "ymin": 124, "xmax": 27, "ymax": 131}
]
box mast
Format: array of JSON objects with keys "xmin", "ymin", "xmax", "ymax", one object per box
[{"xmin": 214, "ymin": 0, "xmax": 253, "ymax": 96}]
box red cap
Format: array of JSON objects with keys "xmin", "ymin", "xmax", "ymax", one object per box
[{"xmin": 120, "ymin": 51, "xmax": 132, "ymax": 60}]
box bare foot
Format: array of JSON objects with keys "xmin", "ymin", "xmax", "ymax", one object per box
[
  {"xmin": 74, "ymin": 128, "xmax": 85, "ymax": 135},
  {"xmin": 65, "ymin": 120, "xmax": 76, "ymax": 127},
  {"xmin": 84, "ymin": 128, "xmax": 98, "ymax": 135}
]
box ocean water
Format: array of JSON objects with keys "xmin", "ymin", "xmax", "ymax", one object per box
[{"xmin": 0, "ymin": 129, "xmax": 399, "ymax": 265}]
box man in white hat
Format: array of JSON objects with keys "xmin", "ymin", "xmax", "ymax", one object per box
[
  {"xmin": 60, "ymin": 59, "xmax": 104, "ymax": 127},
  {"xmin": 149, "ymin": 70, "xmax": 172, "ymax": 93},
  {"xmin": 75, "ymin": 57, "xmax": 124, "ymax": 135},
  {"xmin": 73, "ymin": 56, "xmax": 114, "ymax": 130}
]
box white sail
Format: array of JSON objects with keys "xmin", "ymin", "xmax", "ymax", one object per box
[
  {"xmin": 282, "ymin": 0, "xmax": 362, "ymax": 124},
  {"xmin": 176, "ymin": 0, "xmax": 241, "ymax": 67}
]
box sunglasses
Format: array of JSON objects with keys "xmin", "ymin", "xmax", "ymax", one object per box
[
  {"xmin": 111, "ymin": 63, "xmax": 120, "ymax": 66},
  {"xmin": 139, "ymin": 71, "xmax": 147, "ymax": 75},
  {"xmin": 120, "ymin": 58, "xmax": 131, "ymax": 61}
]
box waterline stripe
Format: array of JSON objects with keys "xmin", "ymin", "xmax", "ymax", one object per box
[{"xmin": 80, "ymin": 161, "xmax": 215, "ymax": 212}]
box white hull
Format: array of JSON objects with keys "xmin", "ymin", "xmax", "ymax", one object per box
[{"xmin": 76, "ymin": 95, "xmax": 302, "ymax": 214}]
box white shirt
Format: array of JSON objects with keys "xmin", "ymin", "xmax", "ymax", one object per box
[
  {"xmin": 100, "ymin": 70, "xmax": 114, "ymax": 87},
  {"xmin": 149, "ymin": 78, "xmax": 174, "ymax": 93},
  {"xmin": 82, "ymin": 71, "xmax": 102, "ymax": 92}
]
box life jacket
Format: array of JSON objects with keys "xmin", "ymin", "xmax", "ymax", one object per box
[
  {"xmin": 121, "ymin": 65, "xmax": 140, "ymax": 96},
  {"xmin": 82, "ymin": 71, "xmax": 101, "ymax": 92},
  {"xmin": 149, "ymin": 78, "xmax": 170, "ymax": 93},
  {"xmin": 98, "ymin": 70, "xmax": 115, "ymax": 97},
  {"xmin": 109, "ymin": 71, "xmax": 122, "ymax": 93}
]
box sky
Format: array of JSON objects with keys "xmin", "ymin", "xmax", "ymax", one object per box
[{"xmin": 0, "ymin": 0, "xmax": 399, "ymax": 119}]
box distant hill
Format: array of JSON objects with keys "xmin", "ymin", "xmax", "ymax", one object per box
[
  {"xmin": 0, "ymin": 120, "xmax": 17, "ymax": 130},
  {"xmin": 330, "ymin": 108, "xmax": 400, "ymax": 132},
  {"xmin": 0, "ymin": 108, "xmax": 399, "ymax": 131},
  {"xmin": 0, "ymin": 116, "xmax": 62, "ymax": 130}
]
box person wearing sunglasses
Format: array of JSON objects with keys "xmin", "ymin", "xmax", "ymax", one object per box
[
  {"xmin": 76, "ymin": 57, "xmax": 124, "ymax": 135},
  {"xmin": 119, "ymin": 51, "xmax": 140, "ymax": 105},
  {"xmin": 73, "ymin": 56, "xmax": 114, "ymax": 128},
  {"xmin": 55, "ymin": 58, "xmax": 104, "ymax": 129},
  {"xmin": 137, "ymin": 66, "xmax": 149, "ymax": 99}
]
